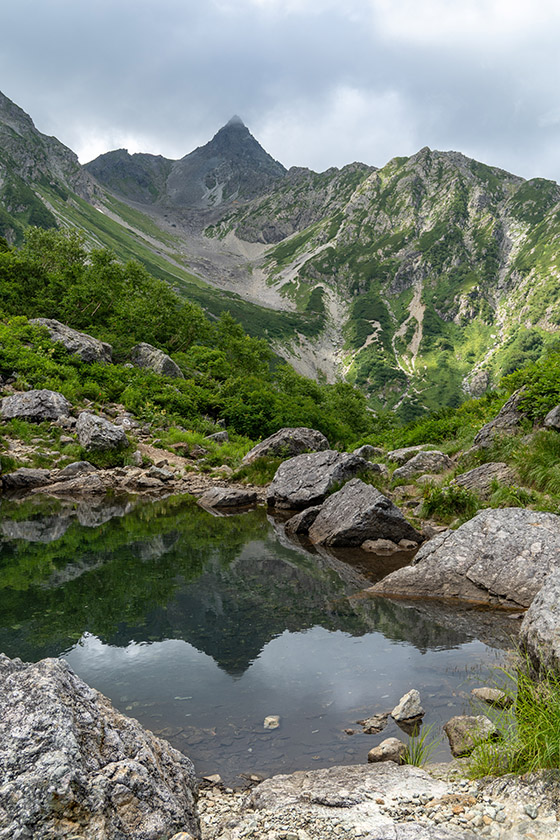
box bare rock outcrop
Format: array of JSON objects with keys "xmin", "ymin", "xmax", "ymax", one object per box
[
  {"xmin": 369, "ymin": 507, "xmax": 560, "ymax": 607},
  {"xmin": 30, "ymin": 318, "xmax": 113, "ymax": 363},
  {"xmin": 392, "ymin": 451, "xmax": 453, "ymax": 482},
  {"xmin": 241, "ymin": 426, "xmax": 329, "ymax": 465},
  {"xmin": 1, "ymin": 388, "xmax": 71, "ymax": 422},
  {"xmin": 267, "ymin": 450, "xmax": 371, "ymax": 510},
  {"xmin": 0, "ymin": 654, "xmax": 200, "ymax": 840},
  {"xmin": 2, "ymin": 467, "xmax": 52, "ymax": 490},
  {"xmin": 76, "ymin": 411, "xmax": 129, "ymax": 451},
  {"xmin": 472, "ymin": 389, "xmax": 526, "ymax": 449},
  {"xmin": 130, "ymin": 342, "xmax": 184, "ymax": 379},
  {"xmin": 453, "ymin": 462, "xmax": 516, "ymax": 497},
  {"xmin": 520, "ymin": 569, "xmax": 560, "ymax": 673},
  {"xmin": 307, "ymin": 478, "xmax": 422, "ymax": 547}
]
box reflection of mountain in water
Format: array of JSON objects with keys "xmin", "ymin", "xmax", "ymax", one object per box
[{"xmin": 0, "ymin": 498, "xmax": 514, "ymax": 672}]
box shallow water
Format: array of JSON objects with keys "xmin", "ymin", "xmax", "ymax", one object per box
[{"xmin": 0, "ymin": 494, "xmax": 517, "ymax": 783}]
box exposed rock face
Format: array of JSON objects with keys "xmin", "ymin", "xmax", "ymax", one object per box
[
  {"xmin": 307, "ymin": 478, "xmax": 422, "ymax": 547},
  {"xmin": 30, "ymin": 318, "xmax": 113, "ymax": 363},
  {"xmin": 369, "ymin": 508, "xmax": 560, "ymax": 607},
  {"xmin": 387, "ymin": 445, "xmax": 436, "ymax": 465},
  {"xmin": 2, "ymin": 467, "xmax": 52, "ymax": 490},
  {"xmin": 453, "ymin": 462, "xmax": 516, "ymax": 497},
  {"xmin": 444, "ymin": 714, "xmax": 498, "ymax": 757},
  {"xmin": 353, "ymin": 444, "xmax": 385, "ymax": 460},
  {"xmin": 392, "ymin": 451, "xmax": 453, "ymax": 482},
  {"xmin": 198, "ymin": 487, "xmax": 257, "ymax": 508},
  {"xmin": 130, "ymin": 343, "xmax": 184, "ymax": 379},
  {"xmin": 34, "ymin": 473, "xmax": 107, "ymax": 496},
  {"xmin": 0, "ymin": 389, "xmax": 71, "ymax": 422},
  {"xmin": 520, "ymin": 569, "xmax": 560, "ymax": 673},
  {"xmin": 242, "ymin": 427, "xmax": 329, "ymax": 465},
  {"xmin": 284, "ymin": 505, "xmax": 322, "ymax": 536},
  {"xmin": 76, "ymin": 411, "xmax": 129, "ymax": 451},
  {"xmin": 0, "ymin": 655, "xmax": 200, "ymax": 840},
  {"xmin": 267, "ymin": 450, "xmax": 370, "ymax": 510},
  {"xmin": 472, "ymin": 389, "xmax": 526, "ymax": 448}
]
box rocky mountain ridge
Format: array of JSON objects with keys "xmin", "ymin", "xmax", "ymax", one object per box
[{"xmin": 2, "ymin": 88, "xmax": 560, "ymax": 420}]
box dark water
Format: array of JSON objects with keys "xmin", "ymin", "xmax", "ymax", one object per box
[{"xmin": 0, "ymin": 494, "xmax": 517, "ymax": 783}]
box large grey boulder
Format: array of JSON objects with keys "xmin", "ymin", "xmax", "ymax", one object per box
[
  {"xmin": 453, "ymin": 462, "xmax": 516, "ymax": 497},
  {"xmin": 0, "ymin": 655, "xmax": 200, "ymax": 840},
  {"xmin": 369, "ymin": 508, "xmax": 560, "ymax": 607},
  {"xmin": 267, "ymin": 450, "xmax": 371, "ymax": 510},
  {"xmin": 307, "ymin": 478, "xmax": 422, "ymax": 547},
  {"xmin": 520, "ymin": 569, "xmax": 560, "ymax": 673},
  {"xmin": 242, "ymin": 426, "xmax": 329, "ymax": 465},
  {"xmin": 30, "ymin": 318, "xmax": 112, "ymax": 363},
  {"xmin": 198, "ymin": 487, "xmax": 257, "ymax": 508},
  {"xmin": 1, "ymin": 389, "xmax": 71, "ymax": 422},
  {"xmin": 392, "ymin": 450, "xmax": 453, "ymax": 481},
  {"xmin": 387, "ymin": 445, "xmax": 436, "ymax": 465},
  {"xmin": 130, "ymin": 342, "xmax": 184, "ymax": 379},
  {"xmin": 472, "ymin": 389, "xmax": 526, "ymax": 448},
  {"xmin": 76, "ymin": 411, "xmax": 128, "ymax": 451}
]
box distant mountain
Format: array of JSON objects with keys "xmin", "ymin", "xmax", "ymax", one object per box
[
  {"xmin": 3, "ymin": 87, "xmax": 560, "ymax": 420},
  {"xmin": 85, "ymin": 116, "xmax": 286, "ymax": 209}
]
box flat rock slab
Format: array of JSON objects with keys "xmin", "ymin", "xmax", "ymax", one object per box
[
  {"xmin": 242, "ymin": 426, "xmax": 329, "ymax": 465},
  {"xmin": 453, "ymin": 462, "xmax": 516, "ymax": 497},
  {"xmin": 267, "ymin": 450, "xmax": 370, "ymax": 510},
  {"xmin": 1, "ymin": 388, "xmax": 72, "ymax": 422},
  {"xmin": 198, "ymin": 487, "xmax": 257, "ymax": 508},
  {"xmin": 31, "ymin": 318, "xmax": 112, "ymax": 363},
  {"xmin": 369, "ymin": 507, "xmax": 560, "ymax": 607},
  {"xmin": 392, "ymin": 451, "xmax": 453, "ymax": 482},
  {"xmin": 0, "ymin": 654, "xmax": 200, "ymax": 840},
  {"xmin": 520, "ymin": 568, "xmax": 560, "ymax": 673},
  {"xmin": 223, "ymin": 764, "xmax": 478, "ymax": 839},
  {"xmin": 2, "ymin": 467, "xmax": 52, "ymax": 490},
  {"xmin": 308, "ymin": 478, "xmax": 422, "ymax": 547}
]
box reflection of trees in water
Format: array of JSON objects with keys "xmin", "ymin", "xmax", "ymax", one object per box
[{"xmin": 0, "ymin": 495, "xmax": 514, "ymax": 672}]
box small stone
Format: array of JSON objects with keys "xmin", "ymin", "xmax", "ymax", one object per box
[
  {"xmin": 361, "ymin": 538, "xmax": 399, "ymax": 553},
  {"xmin": 398, "ymin": 539, "xmax": 418, "ymax": 550},
  {"xmin": 203, "ymin": 774, "xmax": 222, "ymax": 785},
  {"xmin": 367, "ymin": 737, "xmax": 406, "ymax": 764},
  {"xmin": 264, "ymin": 715, "xmax": 280, "ymax": 729},
  {"xmin": 524, "ymin": 803, "xmax": 538, "ymax": 819},
  {"xmin": 471, "ymin": 687, "xmax": 513, "ymax": 709}
]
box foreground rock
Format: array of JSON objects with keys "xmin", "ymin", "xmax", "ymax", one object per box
[
  {"xmin": 198, "ymin": 487, "xmax": 257, "ymax": 509},
  {"xmin": 472, "ymin": 389, "xmax": 526, "ymax": 449},
  {"xmin": 392, "ymin": 451, "xmax": 453, "ymax": 482},
  {"xmin": 444, "ymin": 715, "xmax": 499, "ymax": 757},
  {"xmin": 30, "ymin": 318, "xmax": 113, "ymax": 363},
  {"xmin": 2, "ymin": 467, "xmax": 52, "ymax": 490},
  {"xmin": 1, "ymin": 388, "xmax": 71, "ymax": 422},
  {"xmin": 242, "ymin": 426, "xmax": 329, "ymax": 465},
  {"xmin": 307, "ymin": 478, "xmax": 422, "ymax": 547},
  {"xmin": 130, "ymin": 342, "xmax": 184, "ymax": 378},
  {"xmin": 453, "ymin": 462, "xmax": 516, "ymax": 497},
  {"xmin": 0, "ymin": 655, "xmax": 200, "ymax": 840},
  {"xmin": 391, "ymin": 689, "xmax": 425, "ymax": 722},
  {"xmin": 369, "ymin": 508, "xmax": 560, "ymax": 607},
  {"xmin": 76, "ymin": 411, "xmax": 129, "ymax": 451},
  {"xmin": 368, "ymin": 737, "xmax": 406, "ymax": 764},
  {"xmin": 520, "ymin": 569, "xmax": 560, "ymax": 673},
  {"xmin": 209, "ymin": 764, "xmax": 478, "ymax": 839},
  {"xmin": 267, "ymin": 450, "xmax": 371, "ymax": 510}
]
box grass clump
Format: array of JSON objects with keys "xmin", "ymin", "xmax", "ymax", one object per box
[
  {"xmin": 403, "ymin": 723, "xmax": 440, "ymax": 767},
  {"xmin": 232, "ymin": 456, "xmax": 284, "ymax": 486},
  {"xmin": 421, "ymin": 482, "xmax": 479, "ymax": 523},
  {"xmin": 469, "ymin": 659, "xmax": 560, "ymax": 778}
]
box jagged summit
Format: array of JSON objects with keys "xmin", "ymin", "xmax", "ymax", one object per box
[{"xmin": 225, "ymin": 114, "xmax": 245, "ymax": 127}]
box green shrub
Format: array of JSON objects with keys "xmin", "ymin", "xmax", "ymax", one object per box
[{"xmin": 421, "ymin": 482, "xmax": 479, "ymax": 522}]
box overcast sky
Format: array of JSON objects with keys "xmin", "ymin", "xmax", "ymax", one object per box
[{"xmin": 2, "ymin": 0, "xmax": 560, "ymax": 182}]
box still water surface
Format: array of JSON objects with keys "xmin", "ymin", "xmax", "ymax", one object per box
[{"xmin": 0, "ymin": 494, "xmax": 516, "ymax": 783}]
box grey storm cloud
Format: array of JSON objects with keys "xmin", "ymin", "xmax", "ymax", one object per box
[{"xmin": 2, "ymin": 0, "xmax": 560, "ymax": 182}]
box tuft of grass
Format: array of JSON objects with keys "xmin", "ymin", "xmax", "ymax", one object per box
[
  {"xmin": 232, "ymin": 456, "xmax": 284, "ymax": 486},
  {"xmin": 514, "ymin": 430, "xmax": 560, "ymax": 496},
  {"xmin": 403, "ymin": 723, "xmax": 440, "ymax": 767},
  {"xmin": 468, "ymin": 657, "xmax": 560, "ymax": 778},
  {"xmin": 421, "ymin": 482, "xmax": 479, "ymax": 522}
]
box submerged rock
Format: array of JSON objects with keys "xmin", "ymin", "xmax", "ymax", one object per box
[
  {"xmin": 242, "ymin": 426, "xmax": 329, "ymax": 465},
  {"xmin": 267, "ymin": 450, "xmax": 370, "ymax": 510},
  {"xmin": 0, "ymin": 654, "xmax": 200, "ymax": 840},
  {"xmin": 307, "ymin": 478, "xmax": 422, "ymax": 547},
  {"xmin": 369, "ymin": 507, "xmax": 560, "ymax": 607}
]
